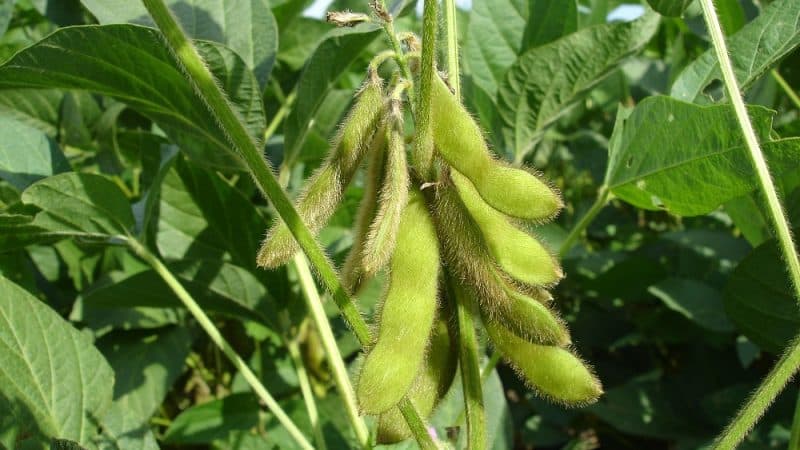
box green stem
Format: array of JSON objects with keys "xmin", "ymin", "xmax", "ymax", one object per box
[
  {"xmin": 443, "ymin": 0, "xmax": 460, "ymax": 99},
  {"xmin": 789, "ymin": 389, "xmax": 800, "ymax": 450},
  {"xmin": 292, "ymin": 254, "xmax": 370, "ymax": 449},
  {"xmin": 373, "ymin": 1, "xmax": 416, "ymax": 107},
  {"xmin": 141, "ymin": 2, "xmax": 436, "ymax": 447},
  {"xmin": 559, "ymin": 185, "xmax": 610, "ymax": 257},
  {"xmin": 713, "ymin": 333, "xmax": 800, "ymax": 449},
  {"xmin": 480, "ymin": 352, "xmax": 502, "ymax": 384},
  {"xmin": 772, "ymin": 69, "xmax": 800, "ymax": 111},
  {"xmin": 413, "ymin": 0, "xmax": 438, "ymax": 180},
  {"xmin": 264, "ymin": 88, "xmax": 296, "ymax": 143},
  {"xmin": 450, "ymin": 277, "xmax": 486, "ymax": 450},
  {"xmin": 286, "ymin": 338, "xmax": 328, "ymax": 450},
  {"xmin": 127, "ymin": 239, "xmax": 313, "ymax": 450}
]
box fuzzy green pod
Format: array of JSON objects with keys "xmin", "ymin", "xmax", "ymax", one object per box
[
  {"xmin": 376, "ymin": 316, "xmax": 458, "ymax": 444},
  {"xmin": 356, "ymin": 188, "xmax": 440, "ymax": 414},
  {"xmin": 341, "ymin": 122, "xmax": 387, "ymax": 292},
  {"xmin": 482, "ymin": 279, "xmax": 570, "ymax": 346},
  {"xmin": 361, "ymin": 100, "xmax": 410, "ymax": 276},
  {"xmin": 430, "ymin": 75, "xmax": 562, "ymax": 221},
  {"xmin": 485, "ymin": 319, "xmax": 602, "ymax": 406},
  {"xmin": 257, "ymin": 76, "xmax": 385, "ymax": 268},
  {"xmin": 451, "ymin": 170, "xmax": 562, "ymax": 286}
]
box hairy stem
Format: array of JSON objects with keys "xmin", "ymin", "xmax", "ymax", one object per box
[
  {"xmin": 286, "ymin": 337, "xmax": 327, "ymax": 450},
  {"xmin": 413, "ymin": 0, "xmax": 438, "ymax": 180},
  {"xmin": 127, "ymin": 240, "xmax": 313, "ymax": 450},
  {"xmin": 373, "ymin": 1, "xmax": 416, "ymax": 107},
  {"xmin": 443, "ymin": 0, "xmax": 460, "ymax": 99},
  {"xmin": 293, "ymin": 255, "xmax": 370, "ymax": 448},
  {"xmin": 141, "ymin": 1, "xmax": 437, "ymax": 447},
  {"xmin": 713, "ymin": 333, "xmax": 800, "ymax": 449},
  {"xmin": 559, "ymin": 185, "xmax": 610, "ymax": 257},
  {"xmin": 772, "ymin": 69, "xmax": 800, "ymax": 111}
]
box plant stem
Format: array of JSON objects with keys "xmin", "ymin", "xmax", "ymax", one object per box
[
  {"xmin": 127, "ymin": 239, "xmax": 314, "ymax": 450},
  {"xmin": 450, "ymin": 277, "xmax": 486, "ymax": 450},
  {"xmin": 264, "ymin": 88, "xmax": 297, "ymax": 143},
  {"xmin": 443, "ymin": 0, "xmax": 460, "ymax": 99},
  {"xmin": 373, "ymin": 1, "xmax": 416, "ymax": 107},
  {"xmin": 789, "ymin": 389, "xmax": 800, "ymax": 450},
  {"xmin": 559, "ymin": 185, "xmax": 610, "ymax": 257},
  {"xmin": 772, "ymin": 69, "xmax": 800, "ymax": 110},
  {"xmin": 293, "ymin": 254, "xmax": 370, "ymax": 449},
  {"xmin": 713, "ymin": 332, "xmax": 800, "ymax": 449},
  {"xmin": 480, "ymin": 352, "xmax": 502, "ymax": 384},
  {"xmin": 700, "ymin": 0, "xmax": 800, "ymax": 302},
  {"xmin": 286, "ymin": 337, "xmax": 328, "ymax": 450},
  {"xmin": 141, "ymin": 2, "xmax": 437, "ymax": 447},
  {"xmin": 413, "ymin": 0, "xmax": 438, "ymax": 180}
]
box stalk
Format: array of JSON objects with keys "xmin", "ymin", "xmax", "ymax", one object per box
[
  {"xmin": 772, "ymin": 69, "xmax": 800, "ymax": 110},
  {"xmin": 443, "ymin": 0, "xmax": 460, "ymax": 99},
  {"xmin": 559, "ymin": 185, "xmax": 610, "ymax": 257},
  {"xmin": 699, "ymin": 0, "xmax": 800, "ymax": 447},
  {"xmin": 127, "ymin": 239, "xmax": 313, "ymax": 450},
  {"xmin": 141, "ymin": 1, "xmax": 437, "ymax": 448},
  {"xmin": 286, "ymin": 338, "xmax": 328, "ymax": 450},
  {"xmin": 413, "ymin": 0, "xmax": 438, "ymax": 179},
  {"xmin": 293, "ymin": 254, "xmax": 370, "ymax": 448}
]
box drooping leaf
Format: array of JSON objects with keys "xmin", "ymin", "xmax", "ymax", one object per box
[
  {"xmin": 498, "ymin": 12, "xmax": 659, "ymax": 157},
  {"xmin": 0, "ymin": 275, "xmax": 114, "ymax": 448},
  {"xmin": 145, "ymin": 156, "xmax": 266, "ymax": 269},
  {"xmin": 283, "ymin": 25, "xmax": 381, "ymax": 164},
  {"xmin": 671, "ymin": 0, "xmax": 800, "ymax": 103},
  {"xmin": 646, "ymin": 0, "xmax": 692, "ymax": 17},
  {"xmin": 94, "ymin": 327, "xmax": 192, "ymax": 450},
  {"xmin": 0, "ymin": 115, "xmax": 70, "ymax": 191},
  {"xmin": 163, "ymin": 393, "xmax": 260, "ymax": 444},
  {"xmin": 80, "ymin": 0, "xmax": 278, "ymax": 86},
  {"xmin": 604, "ymin": 96, "xmax": 800, "ymax": 216},
  {"xmin": 21, "ymin": 172, "xmax": 134, "ymax": 237},
  {"xmin": 0, "ymin": 25, "xmax": 265, "ymax": 170},
  {"xmin": 648, "ymin": 278, "xmax": 734, "ymax": 332},
  {"xmin": 724, "ymin": 235, "xmax": 800, "ymax": 353}
]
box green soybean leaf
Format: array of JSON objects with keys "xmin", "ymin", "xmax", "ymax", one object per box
[
  {"xmin": 80, "ymin": 0, "xmax": 278, "ymax": 86},
  {"xmin": 604, "ymin": 96, "xmax": 800, "ymax": 216},
  {"xmin": 724, "ymin": 236, "xmax": 800, "ymax": 353},
  {"xmin": 94, "ymin": 327, "xmax": 192, "ymax": 450},
  {"xmin": 50, "ymin": 439, "xmax": 88, "ymax": 450},
  {"xmin": 0, "ymin": 90, "xmax": 63, "ymax": 137},
  {"xmin": 671, "ymin": 0, "xmax": 800, "ymax": 103},
  {"xmin": 523, "ymin": 0, "xmax": 578, "ymax": 49},
  {"xmin": 0, "ymin": 0, "xmax": 13, "ymax": 37},
  {"xmin": 0, "ymin": 214, "xmax": 65, "ymax": 253},
  {"xmin": 82, "ymin": 260, "xmax": 275, "ymax": 327},
  {"xmin": 146, "ymin": 156, "xmax": 266, "ymax": 269},
  {"xmin": 283, "ymin": 25, "xmax": 381, "ymax": 163},
  {"xmin": 0, "ymin": 115, "xmax": 70, "ymax": 191},
  {"xmin": 645, "ymin": 0, "xmax": 691, "ymax": 17},
  {"xmin": 498, "ymin": 12, "xmax": 659, "ymax": 157},
  {"xmin": 163, "ymin": 393, "xmax": 259, "ymax": 444},
  {"xmin": 0, "ymin": 25, "xmax": 265, "ymax": 170},
  {"xmin": 648, "ymin": 278, "xmax": 734, "ymax": 332},
  {"xmin": 0, "ymin": 275, "xmax": 114, "ymax": 448}
]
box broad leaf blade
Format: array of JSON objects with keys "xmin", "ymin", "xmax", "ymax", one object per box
[
  {"xmin": 21, "ymin": 173, "xmax": 134, "ymax": 236},
  {"xmin": 0, "ymin": 25, "xmax": 265, "ymax": 170},
  {"xmin": 646, "ymin": 0, "xmax": 692, "ymax": 17},
  {"xmin": 604, "ymin": 96, "xmax": 799, "ymax": 216},
  {"xmin": 163, "ymin": 393, "xmax": 259, "ymax": 444},
  {"xmin": 80, "ymin": 0, "xmax": 278, "ymax": 86},
  {"xmin": 498, "ymin": 12, "xmax": 659, "ymax": 157},
  {"xmin": 0, "ymin": 275, "xmax": 114, "ymax": 447},
  {"xmin": 671, "ymin": 0, "xmax": 800, "ymax": 103},
  {"xmin": 0, "ymin": 115, "xmax": 70, "ymax": 191},
  {"xmin": 648, "ymin": 278, "xmax": 734, "ymax": 332}
]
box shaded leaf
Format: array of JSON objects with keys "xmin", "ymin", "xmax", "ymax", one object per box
[
  {"xmin": 0, "ymin": 275, "xmax": 114, "ymax": 447},
  {"xmin": 724, "ymin": 235, "xmax": 800, "ymax": 353},
  {"xmin": 523, "ymin": 0, "xmax": 578, "ymax": 49},
  {"xmin": 0, "ymin": 90, "xmax": 63, "ymax": 137},
  {"xmin": 163, "ymin": 393, "xmax": 259, "ymax": 444},
  {"xmin": 646, "ymin": 0, "xmax": 692, "ymax": 17},
  {"xmin": 605, "ymin": 96, "xmax": 800, "ymax": 216},
  {"xmin": 671, "ymin": 0, "xmax": 800, "ymax": 103},
  {"xmin": 0, "ymin": 25, "xmax": 265, "ymax": 170},
  {"xmin": 648, "ymin": 278, "xmax": 734, "ymax": 332},
  {"xmin": 498, "ymin": 12, "xmax": 659, "ymax": 156},
  {"xmin": 0, "ymin": 115, "xmax": 70, "ymax": 191}
]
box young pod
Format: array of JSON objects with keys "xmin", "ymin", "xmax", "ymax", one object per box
[
  {"xmin": 341, "ymin": 121, "xmax": 388, "ymax": 292},
  {"xmin": 356, "ymin": 188, "xmax": 440, "ymax": 415},
  {"xmin": 451, "ymin": 170, "xmax": 562, "ymax": 287},
  {"xmin": 361, "ymin": 99, "xmax": 410, "ymax": 276},
  {"xmin": 257, "ymin": 75, "xmax": 385, "ymax": 268},
  {"xmin": 376, "ymin": 316, "xmax": 458, "ymax": 443},
  {"xmin": 484, "ymin": 318, "xmax": 602, "ymax": 406},
  {"xmin": 430, "ymin": 75, "xmax": 562, "ymax": 221}
]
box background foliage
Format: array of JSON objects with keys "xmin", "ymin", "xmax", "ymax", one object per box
[{"xmin": 0, "ymin": 0, "xmax": 799, "ymax": 448}]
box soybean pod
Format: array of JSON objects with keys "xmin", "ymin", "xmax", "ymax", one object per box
[
  {"xmin": 430, "ymin": 75, "xmax": 562, "ymax": 221},
  {"xmin": 257, "ymin": 75, "xmax": 385, "ymax": 268},
  {"xmin": 356, "ymin": 188, "xmax": 440, "ymax": 415}
]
